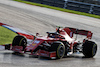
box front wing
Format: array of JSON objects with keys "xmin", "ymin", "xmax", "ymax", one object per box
[{"xmin": 33, "ymin": 50, "xmax": 56, "ymax": 59}]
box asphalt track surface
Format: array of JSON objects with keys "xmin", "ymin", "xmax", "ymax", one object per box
[{"xmin": 0, "ymin": 0, "xmax": 100, "ymax": 67}]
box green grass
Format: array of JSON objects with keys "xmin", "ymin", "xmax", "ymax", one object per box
[
  {"xmin": 13, "ymin": 0, "xmax": 100, "ymax": 19},
  {"xmin": 0, "ymin": 26, "xmax": 17, "ymax": 45}
]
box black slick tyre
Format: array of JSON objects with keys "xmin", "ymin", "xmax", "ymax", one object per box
[
  {"xmin": 83, "ymin": 41, "xmax": 97, "ymax": 58},
  {"xmin": 12, "ymin": 35, "xmax": 27, "ymax": 50},
  {"xmin": 50, "ymin": 41, "xmax": 65, "ymax": 59}
]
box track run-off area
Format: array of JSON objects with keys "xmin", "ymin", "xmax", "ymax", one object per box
[{"xmin": 0, "ymin": 0, "xmax": 100, "ymax": 67}]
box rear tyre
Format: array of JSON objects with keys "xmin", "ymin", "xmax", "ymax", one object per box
[
  {"xmin": 83, "ymin": 41, "xmax": 97, "ymax": 58},
  {"xmin": 12, "ymin": 35, "xmax": 27, "ymax": 50},
  {"xmin": 50, "ymin": 41, "xmax": 65, "ymax": 59}
]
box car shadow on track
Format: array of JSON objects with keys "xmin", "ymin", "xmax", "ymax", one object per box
[
  {"xmin": 11, "ymin": 52, "xmax": 95, "ymax": 60},
  {"xmin": 12, "ymin": 52, "xmax": 25, "ymax": 57}
]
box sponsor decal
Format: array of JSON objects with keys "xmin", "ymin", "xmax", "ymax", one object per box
[
  {"xmin": 34, "ymin": 40, "xmax": 40, "ymax": 44},
  {"xmin": 32, "ymin": 44, "xmax": 36, "ymax": 46}
]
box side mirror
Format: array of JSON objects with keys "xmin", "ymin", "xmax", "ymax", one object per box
[{"xmin": 36, "ymin": 33, "xmax": 39, "ymax": 36}]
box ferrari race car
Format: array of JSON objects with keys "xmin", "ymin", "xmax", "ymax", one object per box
[{"xmin": 0, "ymin": 22, "xmax": 97, "ymax": 59}]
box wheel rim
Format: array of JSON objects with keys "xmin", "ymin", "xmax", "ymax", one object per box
[
  {"xmin": 92, "ymin": 44, "xmax": 97, "ymax": 56},
  {"xmin": 23, "ymin": 39, "xmax": 27, "ymax": 46},
  {"xmin": 58, "ymin": 45, "xmax": 65, "ymax": 57}
]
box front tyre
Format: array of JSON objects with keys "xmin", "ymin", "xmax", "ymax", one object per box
[
  {"xmin": 12, "ymin": 35, "xmax": 27, "ymax": 50},
  {"xmin": 50, "ymin": 41, "xmax": 65, "ymax": 59},
  {"xmin": 83, "ymin": 41, "xmax": 97, "ymax": 58}
]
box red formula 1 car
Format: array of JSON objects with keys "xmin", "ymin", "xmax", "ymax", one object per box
[{"xmin": 0, "ymin": 23, "xmax": 97, "ymax": 59}]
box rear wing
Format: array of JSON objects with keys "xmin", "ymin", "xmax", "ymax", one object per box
[{"xmin": 64, "ymin": 27, "xmax": 93, "ymax": 39}]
